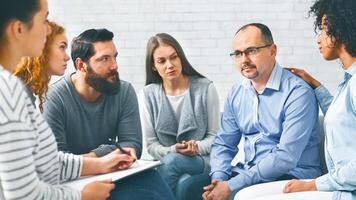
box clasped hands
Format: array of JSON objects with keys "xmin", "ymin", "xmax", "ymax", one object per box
[
  {"xmin": 202, "ymin": 179, "xmax": 231, "ymax": 200},
  {"xmin": 175, "ymin": 140, "xmax": 199, "ymax": 156}
]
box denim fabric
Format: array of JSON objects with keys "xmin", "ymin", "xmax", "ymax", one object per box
[
  {"xmin": 157, "ymin": 153, "xmax": 204, "ymax": 196},
  {"xmin": 110, "ymin": 169, "xmax": 175, "ymax": 200},
  {"xmin": 176, "ymin": 173, "xmax": 211, "ymax": 200}
]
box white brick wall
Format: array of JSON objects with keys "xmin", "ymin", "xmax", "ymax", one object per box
[{"xmin": 48, "ymin": 0, "xmax": 342, "ymax": 107}]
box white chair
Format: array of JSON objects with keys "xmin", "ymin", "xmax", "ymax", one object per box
[
  {"xmin": 234, "ymin": 180, "xmax": 332, "ymax": 200},
  {"xmin": 246, "ymin": 191, "xmax": 332, "ymax": 200}
]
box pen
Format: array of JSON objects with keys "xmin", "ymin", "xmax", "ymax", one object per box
[{"xmin": 109, "ymin": 138, "xmax": 136, "ymax": 162}]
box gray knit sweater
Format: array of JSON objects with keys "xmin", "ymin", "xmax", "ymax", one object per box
[{"xmin": 43, "ymin": 73, "xmax": 142, "ymax": 157}]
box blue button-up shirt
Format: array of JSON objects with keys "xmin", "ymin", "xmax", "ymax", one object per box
[
  {"xmin": 210, "ymin": 63, "xmax": 322, "ymax": 192},
  {"xmin": 315, "ymin": 63, "xmax": 356, "ymax": 200}
]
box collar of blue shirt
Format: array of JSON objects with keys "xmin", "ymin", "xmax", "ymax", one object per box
[{"xmin": 241, "ymin": 62, "xmax": 283, "ymax": 94}]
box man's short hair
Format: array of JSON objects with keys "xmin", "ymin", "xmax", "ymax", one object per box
[
  {"xmin": 235, "ymin": 23, "xmax": 274, "ymax": 44},
  {"xmin": 71, "ymin": 28, "xmax": 114, "ymax": 69}
]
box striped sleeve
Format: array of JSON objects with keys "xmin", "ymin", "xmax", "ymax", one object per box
[
  {"xmin": 58, "ymin": 151, "xmax": 83, "ymax": 183},
  {"xmin": 0, "ymin": 69, "xmax": 81, "ymax": 200}
]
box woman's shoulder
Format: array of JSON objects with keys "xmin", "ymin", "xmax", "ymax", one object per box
[
  {"xmin": 0, "ymin": 67, "xmax": 25, "ymax": 96},
  {"xmin": 142, "ymin": 82, "xmax": 161, "ymax": 93},
  {"xmin": 189, "ymin": 76, "xmax": 212, "ymax": 85}
]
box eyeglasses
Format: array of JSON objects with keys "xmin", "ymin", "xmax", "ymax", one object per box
[{"xmin": 229, "ymin": 43, "xmax": 273, "ymax": 60}]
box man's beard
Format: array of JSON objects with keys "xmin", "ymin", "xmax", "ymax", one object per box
[
  {"xmin": 85, "ymin": 65, "xmax": 120, "ymax": 96},
  {"xmin": 241, "ymin": 63, "xmax": 259, "ymax": 80}
]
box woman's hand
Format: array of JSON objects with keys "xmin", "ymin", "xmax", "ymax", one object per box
[
  {"xmin": 81, "ymin": 179, "xmax": 115, "ymax": 200},
  {"xmin": 175, "ymin": 140, "xmax": 199, "ymax": 156},
  {"xmin": 99, "ymin": 149, "xmax": 135, "ymax": 173},
  {"xmin": 81, "ymin": 149, "xmax": 135, "ymax": 176},
  {"xmin": 119, "ymin": 147, "xmax": 137, "ymax": 161},
  {"xmin": 287, "ymin": 67, "xmax": 321, "ymax": 89},
  {"xmin": 283, "ymin": 179, "xmax": 317, "ymax": 193}
]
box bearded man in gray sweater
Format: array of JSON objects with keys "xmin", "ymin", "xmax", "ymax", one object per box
[{"xmin": 43, "ymin": 28, "xmax": 174, "ymax": 200}]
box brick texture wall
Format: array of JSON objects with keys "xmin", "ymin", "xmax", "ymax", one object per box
[{"xmin": 48, "ymin": 0, "xmax": 342, "ymax": 107}]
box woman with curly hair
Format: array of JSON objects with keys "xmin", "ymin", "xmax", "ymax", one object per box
[
  {"xmin": 282, "ymin": 0, "xmax": 356, "ymax": 199},
  {"xmin": 14, "ymin": 21, "xmax": 70, "ymax": 112}
]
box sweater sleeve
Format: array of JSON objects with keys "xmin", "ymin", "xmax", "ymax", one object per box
[
  {"xmin": 196, "ymin": 83, "xmax": 220, "ymax": 156},
  {"xmin": 138, "ymin": 91, "xmax": 176, "ymax": 160},
  {"xmin": 0, "ymin": 71, "xmax": 81, "ymax": 200},
  {"xmin": 58, "ymin": 151, "xmax": 83, "ymax": 182},
  {"xmin": 116, "ymin": 83, "xmax": 142, "ymax": 157},
  {"xmin": 0, "ymin": 142, "xmax": 81, "ymax": 200}
]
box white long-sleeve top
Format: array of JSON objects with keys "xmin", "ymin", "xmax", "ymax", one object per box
[
  {"xmin": 138, "ymin": 83, "xmax": 220, "ymax": 160},
  {"xmin": 0, "ymin": 65, "xmax": 83, "ymax": 200}
]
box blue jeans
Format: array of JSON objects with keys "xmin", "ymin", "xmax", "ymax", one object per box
[
  {"xmin": 157, "ymin": 153, "xmax": 205, "ymax": 196},
  {"xmin": 176, "ymin": 172, "xmax": 211, "ymax": 200},
  {"xmin": 109, "ymin": 169, "xmax": 175, "ymax": 200}
]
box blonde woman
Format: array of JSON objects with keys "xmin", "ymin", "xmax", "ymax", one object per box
[{"xmin": 14, "ymin": 21, "xmax": 70, "ymax": 112}]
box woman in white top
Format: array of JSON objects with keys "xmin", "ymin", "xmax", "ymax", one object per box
[
  {"xmin": 0, "ymin": 0, "xmax": 134, "ymax": 199},
  {"xmin": 138, "ymin": 33, "xmax": 220, "ymax": 200}
]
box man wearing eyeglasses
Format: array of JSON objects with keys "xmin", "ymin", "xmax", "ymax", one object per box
[{"xmin": 203, "ymin": 23, "xmax": 321, "ymax": 200}]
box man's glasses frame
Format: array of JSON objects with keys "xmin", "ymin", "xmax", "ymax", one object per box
[{"xmin": 229, "ymin": 43, "xmax": 273, "ymax": 60}]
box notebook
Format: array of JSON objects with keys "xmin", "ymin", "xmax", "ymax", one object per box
[{"xmin": 63, "ymin": 160, "xmax": 161, "ymax": 190}]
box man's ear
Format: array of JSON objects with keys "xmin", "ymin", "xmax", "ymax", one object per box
[
  {"xmin": 270, "ymin": 44, "xmax": 277, "ymax": 57},
  {"xmin": 75, "ymin": 58, "xmax": 87, "ymax": 72}
]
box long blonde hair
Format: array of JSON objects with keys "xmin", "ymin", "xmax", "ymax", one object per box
[{"xmin": 14, "ymin": 21, "xmax": 65, "ymax": 112}]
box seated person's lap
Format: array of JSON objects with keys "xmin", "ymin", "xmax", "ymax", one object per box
[
  {"xmin": 177, "ymin": 172, "xmax": 211, "ymax": 200},
  {"xmin": 158, "ymin": 153, "xmax": 204, "ymax": 190},
  {"xmin": 110, "ymin": 169, "xmax": 175, "ymax": 200}
]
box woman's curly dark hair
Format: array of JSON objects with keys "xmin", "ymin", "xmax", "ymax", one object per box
[{"xmin": 309, "ymin": 0, "xmax": 356, "ymax": 57}]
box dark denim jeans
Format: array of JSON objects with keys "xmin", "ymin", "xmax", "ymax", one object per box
[
  {"xmin": 176, "ymin": 172, "xmax": 211, "ymax": 200},
  {"xmin": 157, "ymin": 153, "xmax": 205, "ymax": 195},
  {"xmin": 109, "ymin": 169, "xmax": 175, "ymax": 200}
]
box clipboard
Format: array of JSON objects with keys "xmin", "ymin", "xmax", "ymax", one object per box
[{"xmin": 63, "ymin": 160, "xmax": 161, "ymax": 190}]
